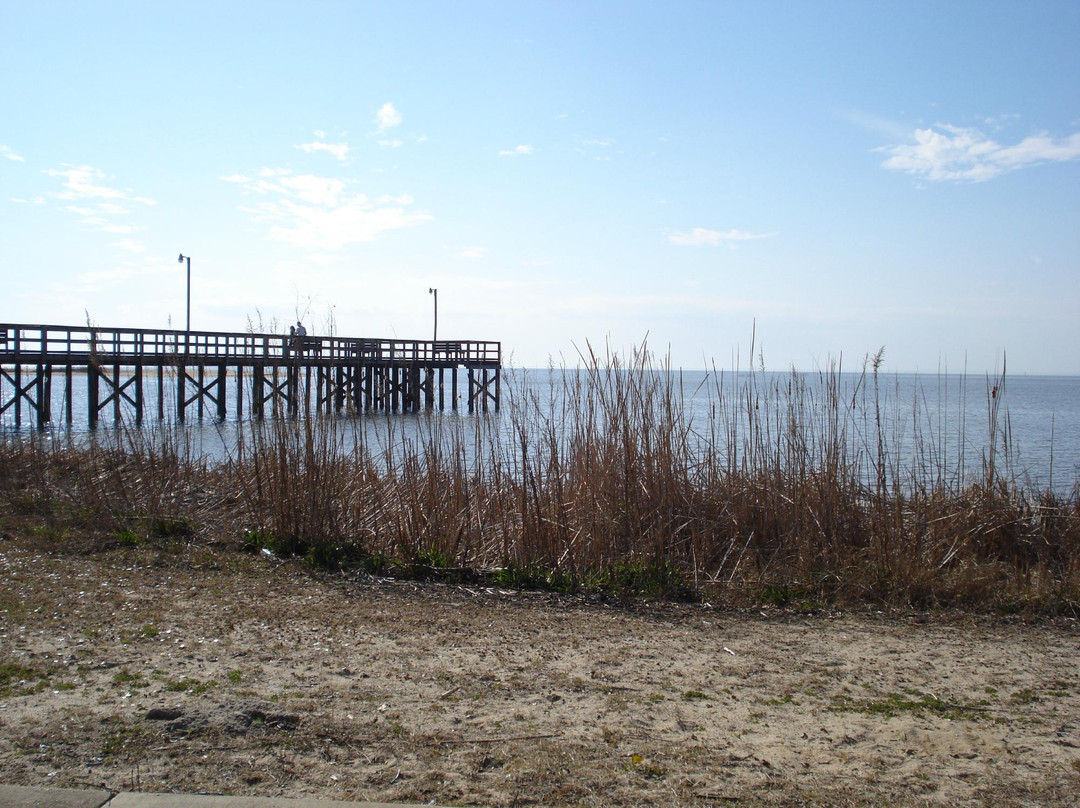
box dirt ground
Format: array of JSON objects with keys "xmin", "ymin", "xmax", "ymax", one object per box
[{"xmin": 1, "ymin": 539, "xmax": 1078, "ymax": 807}]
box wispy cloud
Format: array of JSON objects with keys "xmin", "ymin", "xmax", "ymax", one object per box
[
  {"xmin": 668, "ymin": 227, "xmax": 776, "ymax": 247},
  {"xmin": 499, "ymin": 144, "xmax": 533, "ymax": 157},
  {"xmin": 296, "ymin": 140, "xmax": 350, "ymax": 161},
  {"xmin": 879, "ymin": 125, "xmax": 1080, "ymax": 182},
  {"xmin": 838, "ymin": 108, "xmax": 911, "ymax": 141},
  {"xmin": 113, "ymin": 239, "xmax": 146, "ymax": 253},
  {"xmin": 45, "ymin": 165, "xmax": 129, "ymax": 201},
  {"xmin": 68, "ymin": 214, "xmax": 141, "ymax": 234},
  {"xmin": 1, "ymin": 145, "xmax": 24, "ymax": 162},
  {"xmin": 378, "ymin": 139, "xmax": 403, "ymax": 149},
  {"xmin": 578, "ymin": 137, "xmax": 615, "ymax": 162},
  {"xmin": 43, "ymin": 164, "xmax": 153, "ymax": 250},
  {"xmin": 232, "ymin": 168, "xmax": 431, "ymax": 250},
  {"xmin": 459, "ymin": 246, "xmax": 487, "ymax": 259},
  {"xmin": 375, "ymin": 102, "xmax": 402, "ymax": 131}
]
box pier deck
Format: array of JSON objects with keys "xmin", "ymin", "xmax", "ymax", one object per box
[{"xmin": 0, "ymin": 323, "xmax": 501, "ymax": 427}]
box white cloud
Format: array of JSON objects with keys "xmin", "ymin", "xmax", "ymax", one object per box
[
  {"xmin": 45, "ymin": 165, "xmax": 127, "ymax": 201},
  {"xmin": 296, "ymin": 141, "xmax": 350, "ymax": 160},
  {"xmin": 376, "ymin": 102, "xmax": 402, "ymax": 131},
  {"xmin": 280, "ymin": 174, "xmax": 345, "ymax": 206},
  {"xmin": 668, "ymin": 228, "xmax": 776, "ymax": 247},
  {"xmin": 244, "ymin": 178, "xmax": 289, "ymax": 195},
  {"xmin": 879, "ymin": 125, "xmax": 1080, "ymax": 182},
  {"xmin": 1, "ymin": 145, "xmax": 24, "ymax": 162},
  {"xmin": 113, "ymin": 239, "xmax": 145, "ymax": 253},
  {"xmin": 499, "ymin": 144, "xmax": 533, "ymax": 157},
  {"xmin": 266, "ymin": 200, "xmax": 431, "ymax": 250},
  {"xmin": 44, "ymin": 166, "xmax": 153, "ymax": 245},
  {"xmin": 460, "ymin": 246, "xmax": 487, "ymax": 259},
  {"xmin": 232, "ymin": 168, "xmax": 430, "ymax": 250},
  {"xmin": 93, "ymin": 220, "xmax": 142, "ymax": 234}
]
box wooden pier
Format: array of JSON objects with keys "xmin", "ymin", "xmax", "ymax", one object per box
[{"xmin": 0, "ymin": 323, "xmax": 501, "ymax": 428}]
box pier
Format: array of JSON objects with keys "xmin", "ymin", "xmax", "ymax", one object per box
[{"xmin": 0, "ymin": 323, "xmax": 501, "ymax": 428}]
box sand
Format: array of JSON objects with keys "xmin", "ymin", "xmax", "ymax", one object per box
[{"xmin": 1, "ymin": 540, "xmax": 1078, "ymax": 806}]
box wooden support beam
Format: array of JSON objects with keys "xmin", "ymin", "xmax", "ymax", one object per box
[
  {"xmin": 65, "ymin": 365, "xmax": 73, "ymax": 425},
  {"xmin": 176, "ymin": 363, "xmax": 186, "ymax": 421},
  {"xmin": 134, "ymin": 365, "xmax": 143, "ymax": 422},
  {"xmin": 217, "ymin": 364, "xmax": 227, "ymax": 420},
  {"xmin": 253, "ymin": 363, "xmax": 265, "ymax": 418},
  {"xmin": 88, "ymin": 362, "xmax": 100, "ymax": 428},
  {"xmin": 39, "ymin": 365, "xmax": 52, "ymax": 428},
  {"xmin": 236, "ymin": 365, "xmax": 244, "ymax": 420}
]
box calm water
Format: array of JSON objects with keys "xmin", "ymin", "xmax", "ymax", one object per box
[{"xmin": 3, "ymin": 367, "xmax": 1079, "ymax": 495}]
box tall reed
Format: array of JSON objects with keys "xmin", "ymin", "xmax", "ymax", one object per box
[{"xmin": 3, "ymin": 346, "xmax": 1078, "ymax": 610}]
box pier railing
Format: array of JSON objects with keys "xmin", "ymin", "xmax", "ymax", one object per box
[{"xmin": 0, "ymin": 324, "xmax": 500, "ymax": 367}]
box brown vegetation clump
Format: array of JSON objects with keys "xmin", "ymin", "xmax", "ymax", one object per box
[{"xmin": 1, "ymin": 346, "xmax": 1078, "ymax": 612}]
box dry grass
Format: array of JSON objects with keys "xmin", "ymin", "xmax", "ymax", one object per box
[{"xmin": 2, "ymin": 346, "xmax": 1078, "ymax": 612}]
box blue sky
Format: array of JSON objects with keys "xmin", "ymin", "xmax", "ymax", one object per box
[{"xmin": 2, "ymin": 1, "xmax": 1078, "ymax": 372}]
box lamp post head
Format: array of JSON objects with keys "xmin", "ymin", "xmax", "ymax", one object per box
[
  {"xmin": 178, "ymin": 253, "xmax": 185, "ymax": 264},
  {"xmin": 429, "ymin": 287, "xmax": 434, "ymax": 294}
]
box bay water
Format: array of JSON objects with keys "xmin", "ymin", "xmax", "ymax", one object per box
[{"xmin": 3, "ymin": 367, "xmax": 1079, "ymax": 496}]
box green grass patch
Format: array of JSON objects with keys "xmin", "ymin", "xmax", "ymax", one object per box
[
  {"xmin": 112, "ymin": 670, "xmax": 145, "ymax": 686},
  {"xmin": 588, "ymin": 558, "xmax": 696, "ymax": 601},
  {"xmin": 681, "ymin": 690, "xmax": 713, "ymax": 702},
  {"xmin": 114, "ymin": 527, "xmax": 145, "ymax": 547},
  {"xmin": 101, "ymin": 720, "xmax": 147, "ymax": 759},
  {"xmin": 0, "ymin": 661, "xmax": 51, "ymax": 697},
  {"xmin": 165, "ymin": 677, "xmax": 212, "ymax": 694},
  {"xmin": 833, "ymin": 690, "xmax": 986, "ymax": 720},
  {"xmin": 489, "ymin": 562, "xmax": 575, "ymax": 593}
]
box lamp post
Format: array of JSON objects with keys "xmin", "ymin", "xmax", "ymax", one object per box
[
  {"xmin": 428, "ymin": 287, "xmax": 438, "ymax": 342},
  {"xmin": 177, "ymin": 253, "xmax": 191, "ymax": 333}
]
